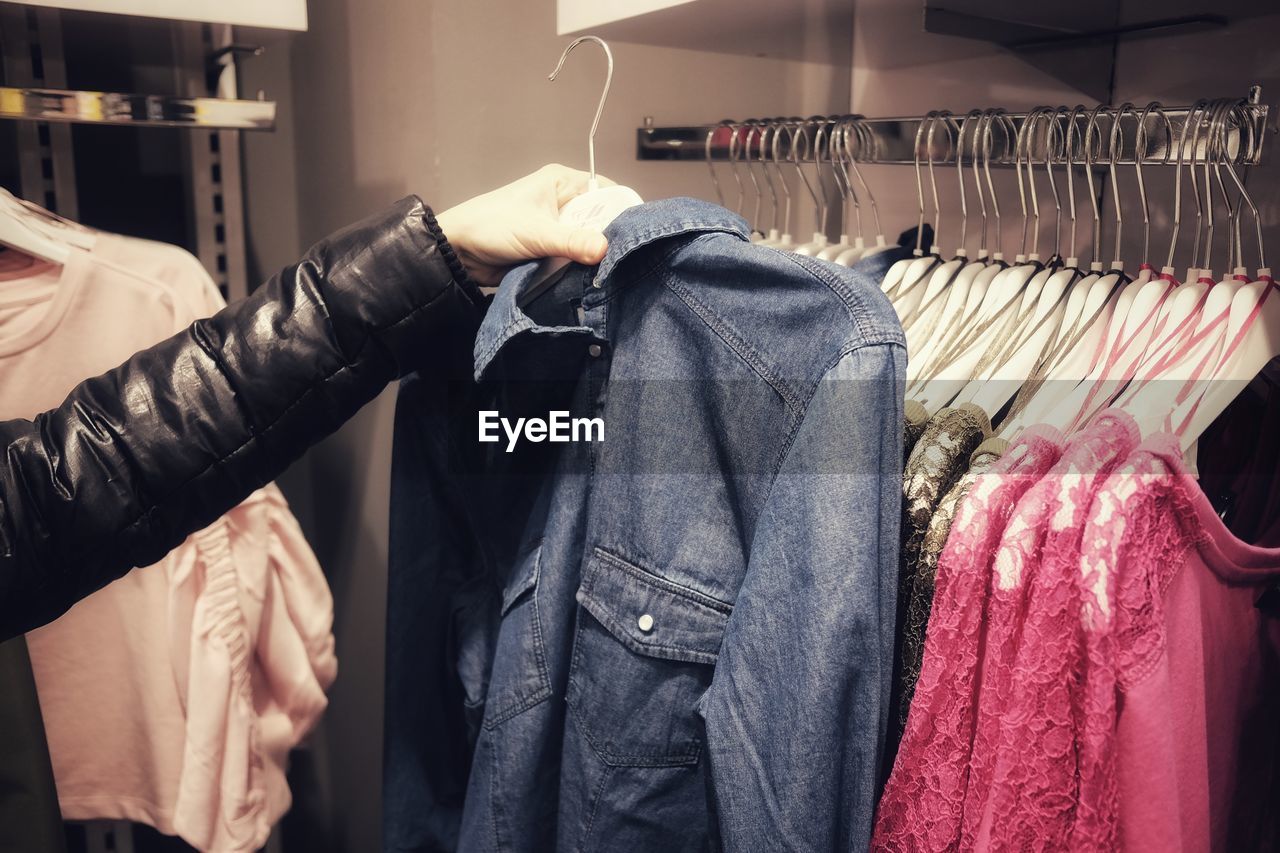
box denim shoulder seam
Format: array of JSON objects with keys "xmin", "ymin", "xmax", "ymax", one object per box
[
  {"xmin": 659, "ymin": 270, "xmax": 806, "ymax": 415},
  {"xmin": 777, "ymin": 250, "xmax": 905, "ymax": 349},
  {"xmin": 765, "ymin": 341, "xmax": 903, "ymax": 492}
]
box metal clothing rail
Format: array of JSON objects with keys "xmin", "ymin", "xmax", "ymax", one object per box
[
  {"xmin": 637, "ymin": 89, "xmax": 1269, "ymax": 167},
  {"xmin": 0, "ymin": 86, "xmax": 276, "ymax": 131}
]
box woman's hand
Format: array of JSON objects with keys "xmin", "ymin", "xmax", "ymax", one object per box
[{"xmin": 436, "ymin": 164, "xmax": 612, "ymax": 285}]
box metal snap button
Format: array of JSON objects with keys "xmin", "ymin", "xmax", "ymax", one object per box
[
  {"xmin": 588, "ymin": 343, "xmax": 603, "ymax": 358},
  {"xmin": 637, "ymin": 613, "xmax": 654, "ymax": 633}
]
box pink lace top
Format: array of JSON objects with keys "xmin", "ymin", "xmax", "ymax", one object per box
[
  {"xmin": 967, "ymin": 411, "xmax": 1139, "ymax": 851},
  {"xmin": 872, "ymin": 426, "xmax": 1064, "ymax": 851}
]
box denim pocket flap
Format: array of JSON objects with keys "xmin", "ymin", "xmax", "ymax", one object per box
[
  {"xmin": 501, "ymin": 543, "xmax": 541, "ymax": 616},
  {"xmin": 577, "ymin": 548, "xmax": 731, "ymax": 666}
]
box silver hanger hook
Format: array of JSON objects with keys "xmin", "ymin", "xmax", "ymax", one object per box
[
  {"xmin": 1215, "ymin": 100, "xmax": 1265, "ymax": 270},
  {"xmin": 913, "ymin": 111, "xmax": 937, "ymax": 255},
  {"xmin": 811, "ymin": 117, "xmax": 835, "ymax": 236},
  {"xmin": 1134, "ymin": 102, "xmax": 1173, "ymax": 264},
  {"xmin": 956, "ymin": 110, "xmax": 980, "ymax": 255},
  {"xmin": 1014, "ymin": 107, "xmax": 1038, "ymax": 258},
  {"xmin": 771, "ymin": 119, "xmax": 794, "ymax": 235},
  {"xmin": 1206, "ymin": 100, "xmax": 1238, "ymax": 271},
  {"xmin": 1043, "ymin": 106, "xmax": 1068, "ymax": 261},
  {"xmin": 829, "ymin": 117, "xmax": 860, "ymax": 234},
  {"xmin": 965, "ymin": 109, "xmax": 988, "ymax": 257},
  {"xmin": 706, "ymin": 120, "xmax": 731, "ymax": 208},
  {"xmin": 727, "ymin": 123, "xmax": 747, "ymax": 214},
  {"xmin": 926, "ymin": 110, "xmax": 955, "ymax": 254},
  {"xmin": 789, "ymin": 120, "xmax": 822, "ymax": 225},
  {"xmin": 1199, "ymin": 100, "xmax": 1234, "ymax": 273},
  {"xmin": 741, "ymin": 119, "xmax": 764, "ymax": 230},
  {"xmin": 758, "ymin": 120, "xmax": 781, "ymax": 232},
  {"xmin": 835, "ymin": 119, "xmax": 863, "ymax": 239},
  {"xmin": 548, "ymin": 35, "xmax": 614, "ymax": 190},
  {"xmin": 1081, "ymin": 103, "xmax": 1109, "ymax": 266},
  {"xmin": 1167, "ymin": 99, "xmax": 1209, "ymax": 269},
  {"xmin": 1108, "ymin": 103, "xmax": 1138, "ymax": 269},
  {"xmin": 1062, "ymin": 105, "xmax": 1085, "ymax": 260},
  {"xmin": 989, "ymin": 110, "xmax": 1016, "ymax": 257},
  {"xmin": 1021, "ymin": 107, "xmax": 1049, "ymax": 259},
  {"xmin": 848, "ymin": 116, "xmax": 883, "ymax": 238}
]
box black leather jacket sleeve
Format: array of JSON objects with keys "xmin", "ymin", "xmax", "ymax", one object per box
[{"xmin": 0, "ymin": 195, "xmax": 485, "ymax": 641}]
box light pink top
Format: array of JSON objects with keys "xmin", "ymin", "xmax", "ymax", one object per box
[{"xmin": 0, "ymin": 241, "xmax": 336, "ymax": 853}]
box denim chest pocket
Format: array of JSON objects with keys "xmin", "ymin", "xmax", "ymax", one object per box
[
  {"xmin": 567, "ymin": 547, "xmax": 731, "ymax": 767},
  {"xmin": 484, "ymin": 541, "xmax": 552, "ymax": 729}
]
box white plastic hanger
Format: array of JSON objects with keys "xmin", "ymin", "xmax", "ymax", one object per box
[
  {"xmin": 1176, "ymin": 96, "xmax": 1278, "ymax": 445},
  {"xmin": 912, "ymin": 110, "xmax": 1014, "ymax": 381},
  {"xmin": 886, "ymin": 112, "xmax": 950, "ymax": 324},
  {"xmin": 913, "ymin": 108, "xmax": 1050, "ymax": 410},
  {"xmin": 1127, "ymin": 98, "xmax": 1275, "ymax": 443},
  {"xmin": 1042, "ymin": 103, "xmax": 1188, "ymax": 433},
  {"xmin": 1009, "ymin": 105, "xmax": 1142, "ymax": 433},
  {"xmin": 520, "ymin": 36, "xmax": 642, "ymax": 307},
  {"xmin": 904, "ymin": 111, "xmax": 982, "ymax": 359},
  {"xmin": 0, "ymin": 190, "xmax": 71, "ymax": 265}
]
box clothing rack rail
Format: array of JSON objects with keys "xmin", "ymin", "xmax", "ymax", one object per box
[
  {"xmin": 637, "ymin": 88, "xmax": 1269, "ymax": 167},
  {"xmin": 0, "ymin": 86, "xmax": 276, "ymax": 131}
]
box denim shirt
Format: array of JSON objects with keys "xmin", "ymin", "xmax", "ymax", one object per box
[{"xmin": 385, "ymin": 198, "xmax": 908, "ymax": 852}]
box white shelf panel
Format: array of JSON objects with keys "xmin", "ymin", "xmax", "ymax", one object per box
[{"xmin": 11, "ymin": 0, "xmax": 306, "ymax": 31}]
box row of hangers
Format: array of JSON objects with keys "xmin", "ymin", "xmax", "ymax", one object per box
[
  {"xmin": 707, "ymin": 99, "xmax": 1278, "ymax": 454},
  {"xmin": 706, "ymin": 116, "xmax": 897, "ymax": 264}
]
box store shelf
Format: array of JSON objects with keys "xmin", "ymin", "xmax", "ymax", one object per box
[
  {"xmin": 557, "ymin": 0, "xmax": 854, "ymax": 64},
  {"xmin": 0, "ymin": 87, "xmax": 276, "ymax": 130},
  {"xmin": 13, "ymin": 0, "xmax": 306, "ymax": 30}
]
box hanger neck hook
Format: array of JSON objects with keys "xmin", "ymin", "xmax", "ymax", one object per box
[
  {"xmin": 1080, "ymin": 104, "xmax": 1108, "ymax": 267},
  {"xmin": 1044, "ymin": 106, "xmax": 1068, "ymax": 263},
  {"xmin": 1014, "ymin": 107, "xmax": 1037, "ymax": 259},
  {"xmin": 1134, "ymin": 102, "xmax": 1171, "ymax": 265},
  {"xmin": 835, "ymin": 119, "xmax": 862, "ymax": 239},
  {"xmin": 548, "ymin": 35, "xmax": 614, "ymax": 190},
  {"xmin": 913, "ymin": 111, "xmax": 936, "ymax": 256},
  {"xmin": 955, "ymin": 110, "xmax": 978, "ymax": 257},
  {"xmin": 1168, "ymin": 99, "xmax": 1208, "ymax": 270},
  {"xmin": 1107, "ymin": 103, "xmax": 1137, "ymax": 270},
  {"xmin": 849, "ymin": 116, "xmax": 882, "ymax": 238},
  {"xmin": 1062, "ymin": 105, "xmax": 1084, "ymax": 262},
  {"xmin": 1216, "ymin": 99, "xmax": 1266, "ymax": 272},
  {"xmin": 706, "ymin": 121, "xmax": 731, "ymax": 208},
  {"xmin": 989, "ymin": 110, "xmax": 1013, "ymax": 258}
]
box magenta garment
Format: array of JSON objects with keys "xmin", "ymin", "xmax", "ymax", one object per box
[
  {"xmin": 872, "ymin": 426, "xmax": 1064, "ymax": 852},
  {"xmin": 1110, "ymin": 432, "xmax": 1280, "ymax": 853},
  {"xmin": 969, "ymin": 411, "xmax": 1139, "ymax": 851}
]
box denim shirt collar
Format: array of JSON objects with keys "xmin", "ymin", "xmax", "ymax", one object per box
[{"xmin": 474, "ymin": 198, "xmax": 750, "ymax": 381}]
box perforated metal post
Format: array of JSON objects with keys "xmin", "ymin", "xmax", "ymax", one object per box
[{"xmin": 0, "ymin": 5, "xmax": 78, "ymax": 219}]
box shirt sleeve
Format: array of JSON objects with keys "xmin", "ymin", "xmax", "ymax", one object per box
[{"xmin": 699, "ymin": 342, "xmax": 906, "ymax": 852}]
